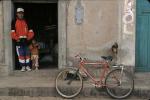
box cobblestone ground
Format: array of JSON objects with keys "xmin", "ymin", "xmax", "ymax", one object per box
[{"xmin": 0, "ymin": 96, "xmax": 145, "ymax": 100}]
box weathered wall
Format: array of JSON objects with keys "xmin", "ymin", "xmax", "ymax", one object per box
[
  {"xmin": 66, "ymin": 0, "xmax": 121, "ymax": 66},
  {"xmin": 0, "ymin": 0, "xmax": 13, "ymax": 76},
  {"xmin": 119, "ymin": 0, "xmax": 135, "ymax": 67},
  {"xmin": 66, "ymin": 0, "xmax": 135, "ymax": 68},
  {"xmin": 0, "ymin": 1, "xmax": 8, "ymax": 76},
  {"xmin": 0, "ymin": 1, "xmax": 4, "ymax": 64}
]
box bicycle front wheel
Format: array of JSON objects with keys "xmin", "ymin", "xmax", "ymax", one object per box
[
  {"xmin": 105, "ymin": 69, "xmax": 134, "ymax": 99},
  {"xmin": 55, "ymin": 68, "xmax": 83, "ymax": 99}
]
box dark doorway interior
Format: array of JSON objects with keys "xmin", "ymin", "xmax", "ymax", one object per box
[{"xmin": 13, "ymin": 3, "xmax": 58, "ymax": 70}]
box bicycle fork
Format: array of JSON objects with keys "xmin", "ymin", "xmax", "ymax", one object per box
[{"xmin": 119, "ymin": 65, "xmax": 124, "ymax": 85}]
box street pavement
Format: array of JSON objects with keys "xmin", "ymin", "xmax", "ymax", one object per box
[
  {"xmin": 0, "ymin": 70, "xmax": 150, "ymax": 99},
  {"xmin": 0, "ymin": 96, "xmax": 146, "ymax": 100}
]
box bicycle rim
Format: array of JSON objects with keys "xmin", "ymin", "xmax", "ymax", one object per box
[
  {"xmin": 55, "ymin": 68, "xmax": 83, "ymax": 99},
  {"xmin": 105, "ymin": 69, "xmax": 134, "ymax": 99}
]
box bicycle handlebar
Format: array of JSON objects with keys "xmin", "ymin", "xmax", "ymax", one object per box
[
  {"xmin": 75, "ymin": 54, "xmax": 86, "ymax": 61},
  {"xmin": 75, "ymin": 55, "xmax": 82, "ymax": 60}
]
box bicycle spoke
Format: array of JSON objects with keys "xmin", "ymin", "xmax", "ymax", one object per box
[{"xmin": 105, "ymin": 69, "xmax": 134, "ymax": 99}]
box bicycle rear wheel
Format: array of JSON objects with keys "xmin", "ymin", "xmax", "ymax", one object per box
[
  {"xmin": 105, "ymin": 69, "xmax": 134, "ymax": 99},
  {"xmin": 55, "ymin": 68, "xmax": 83, "ymax": 99}
]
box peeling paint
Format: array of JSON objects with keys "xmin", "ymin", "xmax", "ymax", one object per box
[{"xmin": 123, "ymin": 0, "xmax": 134, "ymax": 35}]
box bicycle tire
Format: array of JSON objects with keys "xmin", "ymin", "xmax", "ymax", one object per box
[
  {"xmin": 55, "ymin": 68, "xmax": 83, "ymax": 99},
  {"xmin": 105, "ymin": 68, "xmax": 134, "ymax": 99}
]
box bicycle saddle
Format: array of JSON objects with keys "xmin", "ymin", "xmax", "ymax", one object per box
[{"xmin": 101, "ymin": 56, "xmax": 113, "ymax": 61}]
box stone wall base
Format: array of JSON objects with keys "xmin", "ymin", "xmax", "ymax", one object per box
[{"xmin": 0, "ymin": 64, "xmax": 9, "ymax": 76}]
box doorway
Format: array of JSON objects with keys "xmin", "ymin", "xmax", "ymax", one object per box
[{"xmin": 13, "ymin": 3, "xmax": 58, "ymax": 70}]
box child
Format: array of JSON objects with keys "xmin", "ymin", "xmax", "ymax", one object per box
[{"xmin": 29, "ymin": 39, "xmax": 40, "ymax": 70}]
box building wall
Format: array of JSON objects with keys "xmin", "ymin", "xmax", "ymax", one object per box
[
  {"xmin": 0, "ymin": 1, "xmax": 4, "ymax": 64},
  {"xmin": 120, "ymin": 0, "xmax": 135, "ymax": 68},
  {"xmin": 66, "ymin": 0, "xmax": 135, "ymax": 68},
  {"xmin": 0, "ymin": 0, "xmax": 136, "ymax": 76},
  {"xmin": 0, "ymin": 0, "xmax": 13, "ymax": 76}
]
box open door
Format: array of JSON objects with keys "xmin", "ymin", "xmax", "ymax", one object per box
[{"xmin": 13, "ymin": 3, "xmax": 58, "ymax": 70}]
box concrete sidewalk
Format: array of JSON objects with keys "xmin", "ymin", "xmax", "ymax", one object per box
[
  {"xmin": 0, "ymin": 69, "xmax": 149, "ymax": 99},
  {"xmin": 0, "ymin": 96, "xmax": 141, "ymax": 100}
]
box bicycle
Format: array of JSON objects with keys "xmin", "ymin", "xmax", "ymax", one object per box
[{"xmin": 55, "ymin": 54, "xmax": 134, "ymax": 99}]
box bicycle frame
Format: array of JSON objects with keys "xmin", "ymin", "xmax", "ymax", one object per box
[{"xmin": 77, "ymin": 58, "xmax": 111, "ymax": 86}]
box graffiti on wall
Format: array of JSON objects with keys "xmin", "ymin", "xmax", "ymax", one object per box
[{"xmin": 123, "ymin": 0, "xmax": 134, "ymax": 35}]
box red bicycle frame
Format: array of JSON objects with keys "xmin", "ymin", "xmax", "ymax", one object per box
[{"xmin": 75, "ymin": 55, "xmax": 111, "ymax": 86}]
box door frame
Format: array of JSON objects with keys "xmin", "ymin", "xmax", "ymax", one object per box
[{"xmin": 3, "ymin": 0, "xmax": 67, "ymax": 72}]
